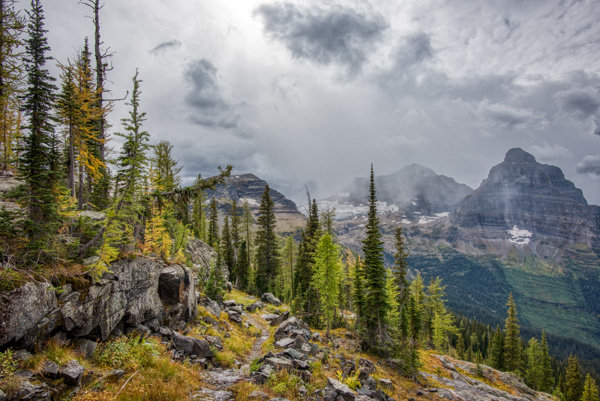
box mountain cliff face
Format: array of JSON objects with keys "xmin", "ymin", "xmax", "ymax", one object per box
[
  {"xmin": 450, "ymin": 148, "xmax": 600, "ymax": 251},
  {"xmin": 327, "ymin": 164, "xmax": 472, "ymax": 218},
  {"xmin": 205, "ymin": 173, "xmax": 305, "ymax": 233}
]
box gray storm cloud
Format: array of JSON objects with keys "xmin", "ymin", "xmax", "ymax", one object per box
[
  {"xmin": 576, "ymin": 155, "xmax": 600, "ymax": 176},
  {"xmin": 254, "ymin": 2, "xmax": 387, "ymax": 75},
  {"xmin": 184, "ymin": 58, "xmax": 240, "ymax": 129}
]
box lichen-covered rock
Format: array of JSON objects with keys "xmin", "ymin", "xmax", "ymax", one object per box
[
  {"xmin": 60, "ymin": 257, "xmax": 164, "ymax": 340},
  {"xmin": 186, "ymin": 238, "xmax": 228, "ymax": 282},
  {"xmin": 0, "ymin": 281, "xmax": 57, "ymax": 348}
]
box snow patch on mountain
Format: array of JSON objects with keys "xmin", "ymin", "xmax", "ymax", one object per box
[{"xmin": 507, "ymin": 225, "xmax": 532, "ymax": 245}]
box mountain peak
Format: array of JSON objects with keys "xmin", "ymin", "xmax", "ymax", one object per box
[
  {"xmin": 504, "ymin": 148, "xmax": 536, "ymax": 164},
  {"xmin": 396, "ymin": 163, "xmax": 436, "ymax": 177}
]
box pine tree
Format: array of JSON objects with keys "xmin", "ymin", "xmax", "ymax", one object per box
[
  {"xmin": 504, "ymin": 293, "xmax": 521, "ymax": 372},
  {"xmin": 489, "ymin": 325, "xmax": 504, "ymax": 370},
  {"xmin": 293, "ymin": 198, "xmax": 320, "ymax": 326},
  {"xmin": 362, "ymin": 164, "xmax": 389, "ymax": 345},
  {"xmin": 208, "ymin": 198, "xmax": 219, "ymax": 249},
  {"xmin": 237, "ymin": 240, "xmax": 249, "ymax": 291},
  {"xmin": 582, "ymin": 374, "xmax": 600, "ymax": 401},
  {"xmin": 205, "ymin": 254, "xmax": 225, "ymax": 301},
  {"xmin": 312, "ymin": 233, "xmax": 341, "ymax": 337},
  {"xmin": 392, "ymin": 227, "xmax": 409, "ymax": 312},
  {"xmin": 231, "ymin": 199, "xmax": 241, "ymax": 248},
  {"xmin": 407, "ymin": 294, "xmax": 422, "ymax": 378},
  {"xmin": 19, "ymin": 0, "xmax": 60, "ymax": 245},
  {"xmin": 539, "ymin": 330, "xmax": 555, "ymax": 392},
  {"xmin": 565, "ymin": 354, "xmax": 583, "ymax": 401},
  {"xmin": 525, "ymin": 337, "xmax": 542, "ymax": 390},
  {"xmin": 221, "ymin": 216, "xmax": 235, "ymax": 278},
  {"xmin": 255, "ymin": 184, "xmax": 280, "ymax": 295}
]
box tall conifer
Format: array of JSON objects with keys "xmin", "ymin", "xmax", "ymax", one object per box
[
  {"xmin": 504, "ymin": 293, "xmax": 521, "ymax": 372},
  {"xmin": 255, "ymin": 184, "xmax": 279, "ymax": 295},
  {"xmin": 19, "ymin": 0, "xmax": 60, "ymax": 245},
  {"xmin": 362, "ymin": 164, "xmax": 389, "ymax": 345}
]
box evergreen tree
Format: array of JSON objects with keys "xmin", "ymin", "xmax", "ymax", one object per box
[
  {"xmin": 320, "ymin": 205, "xmax": 335, "ymax": 237},
  {"xmin": 221, "ymin": 216, "xmax": 235, "ymax": 278},
  {"xmin": 255, "ymin": 184, "xmax": 280, "ymax": 295},
  {"xmin": 392, "ymin": 226, "xmax": 409, "ymax": 312},
  {"xmin": 407, "ymin": 294, "xmax": 422, "ymax": 378},
  {"xmin": 312, "ymin": 233, "xmax": 341, "ymax": 337},
  {"xmin": 231, "ymin": 199, "xmax": 241, "ymax": 248},
  {"xmin": 362, "ymin": 164, "xmax": 389, "ymax": 345},
  {"xmin": 19, "ymin": 0, "xmax": 60, "ymax": 246},
  {"xmin": 504, "ymin": 293, "xmax": 521, "ymax": 372},
  {"xmin": 582, "ymin": 374, "xmax": 600, "ymax": 401},
  {"xmin": 293, "ymin": 198, "xmax": 320, "ymax": 326},
  {"xmin": 352, "ymin": 256, "xmax": 366, "ymax": 325},
  {"xmin": 237, "ymin": 240, "xmax": 249, "ymax": 291},
  {"xmin": 208, "ymin": 197, "xmax": 219, "ymax": 248},
  {"xmin": 489, "ymin": 325, "xmax": 504, "ymax": 370},
  {"xmin": 565, "ymin": 354, "xmax": 583, "ymax": 401},
  {"xmin": 539, "ymin": 330, "xmax": 555, "ymax": 392},
  {"xmin": 205, "ymin": 254, "xmax": 225, "ymax": 301},
  {"xmin": 525, "ymin": 337, "xmax": 542, "ymax": 390}
]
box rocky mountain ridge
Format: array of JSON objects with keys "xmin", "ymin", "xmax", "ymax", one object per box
[{"xmin": 206, "ymin": 173, "xmax": 306, "ymax": 234}]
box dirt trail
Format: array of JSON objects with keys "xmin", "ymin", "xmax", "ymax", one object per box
[{"xmin": 193, "ymin": 315, "xmax": 270, "ymax": 400}]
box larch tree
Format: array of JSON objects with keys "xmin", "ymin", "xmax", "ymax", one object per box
[
  {"xmin": 362, "ymin": 164, "xmax": 389, "ymax": 346},
  {"xmin": 352, "ymin": 255, "xmax": 366, "ymax": 325},
  {"xmin": 0, "ymin": 0, "xmax": 24, "ymax": 172},
  {"xmin": 19, "ymin": 0, "xmax": 60, "ymax": 245},
  {"xmin": 582, "ymin": 374, "xmax": 600, "ymax": 401},
  {"xmin": 93, "ymin": 70, "xmax": 149, "ymax": 279},
  {"xmin": 254, "ymin": 184, "xmax": 280, "ymax": 295},
  {"xmin": 312, "ymin": 233, "xmax": 341, "ymax": 337},
  {"xmin": 80, "ymin": 0, "xmax": 111, "ymax": 208},
  {"xmin": 504, "ymin": 293, "xmax": 521, "ymax": 372}
]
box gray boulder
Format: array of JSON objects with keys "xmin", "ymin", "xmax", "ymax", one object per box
[
  {"xmin": 246, "ymin": 301, "xmax": 264, "ymax": 312},
  {"xmin": 172, "ymin": 331, "xmax": 213, "ymax": 358},
  {"xmin": 160, "ymin": 265, "xmax": 197, "ymax": 327},
  {"xmin": 205, "ymin": 298, "xmax": 221, "ymax": 318},
  {"xmin": 325, "ymin": 378, "xmax": 355, "ymax": 401},
  {"xmin": 261, "ymin": 292, "xmax": 281, "ymax": 306},
  {"xmin": 60, "ymin": 359, "xmax": 85, "ymax": 385}
]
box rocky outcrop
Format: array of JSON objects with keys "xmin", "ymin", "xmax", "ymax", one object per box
[
  {"xmin": 422, "ymin": 355, "xmax": 554, "ymax": 401},
  {"xmin": 0, "ymin": 282, "xmax": 58, "ymax": 348},
  {"xmin": 0, "ymin": 256, "xmax": 197, "ymax": 349},
  {"xmin": 186, "ymin": 237, "xmax": 228, "ymax": 283}
]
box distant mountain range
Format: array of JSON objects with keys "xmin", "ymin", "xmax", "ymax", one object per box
[{"xmin": 205, "ymin": 149, "xmax": 600, "ymax": 351}]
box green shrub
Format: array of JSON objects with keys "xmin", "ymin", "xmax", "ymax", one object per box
[{"xmin": 0, "ymin": 349, "xmax": 17, "ymax": 378}]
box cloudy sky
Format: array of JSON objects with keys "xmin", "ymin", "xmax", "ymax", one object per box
[{"xmin": 40, "ymin": 0, "xmax": 600, "ymax": 206}]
